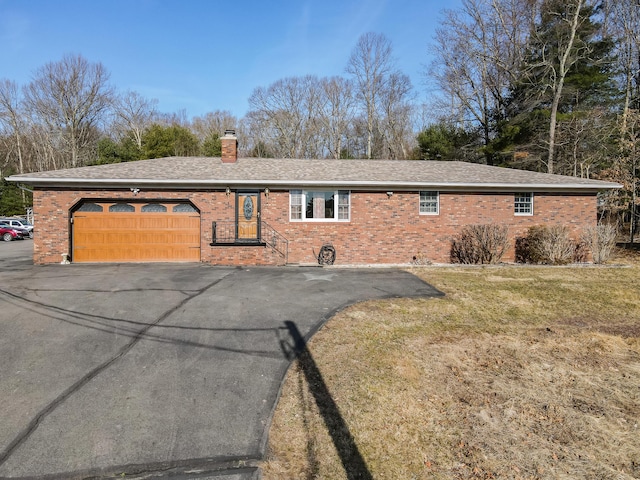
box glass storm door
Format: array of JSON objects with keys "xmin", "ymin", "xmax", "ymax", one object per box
[{"xmin": 236, "ymin": 191, "xmax": 260, "ymax": 241}]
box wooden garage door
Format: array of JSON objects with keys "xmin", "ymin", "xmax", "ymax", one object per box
[{"xmin": 72, "ymin": 201, "xmax": 200, "ymax": 262}]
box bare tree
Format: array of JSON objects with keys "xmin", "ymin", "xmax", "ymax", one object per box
[
  {"xmin": 246, "ymin": 76, "xmax": 322, "ymax": 158},
  {"xmin": 428, "ymin": 0, "xmax": 534, "ymax": 165},
  {"xmin": 112, "ymin": 90, "xmax": 158, "ymax": 149},
  {"xmin": 605, "ymin": 0, "xmax": 640, "ymax": 134},
  {"xmin": 346, "ymin": 32, "xmax": 395, "ymax": 159},
  {"xmin": 0, "ymin": 80, "xmax": 27, "ymax": 176},
  {"xmin": 191, "ymin": 110, "xmax": 237, "ymax": 143},
  {"xmin": 554, "ymin": 107, "xmax": 616, "ymax": 177},
  {"xmin": 317, "ymin": 76, "xmax": 355, "ymax": 159},
  {"xmin": 24, "ymin": 54, "xmax": 114, "ymax": 168},
  {"xmin": 378, "ymin": 72, "xmax": 415, "ymax": 159},
  {"xmin": 536, "ymin": 0, "xmax": 588, "ymax": 174},
  {"xmin": 156, "ymin": 108, "xmax": 191, "ymax": 128}
]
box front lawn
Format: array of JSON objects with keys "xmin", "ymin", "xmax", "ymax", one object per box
[{"xmin": 263, "ymin": 249, "xmax": 640, "ymax": 479}]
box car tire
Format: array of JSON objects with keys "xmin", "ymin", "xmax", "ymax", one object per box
[
  {"xmin": 3, "ymin": 232, "xmax": 13, "ymax": 242},
  {"xmin": 28, "ymin": 231, "xmax": 34, "ymax": 239}
]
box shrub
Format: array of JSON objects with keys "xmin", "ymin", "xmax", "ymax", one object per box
[
  {"xmin": 451, "ymin": 224, "xmax": 509, "ymax": 264},
  {"xmin": 581, "ymin": 223, "xmax": 618, "ymax": 264},
  {"xmin": 517, "ymin": 225, "xmax": 575, "ymax": 265}
]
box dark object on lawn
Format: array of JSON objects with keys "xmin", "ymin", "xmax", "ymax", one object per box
[{"xmin": 318, "ymin": 244, "xmax": 336, "ymax": 265}]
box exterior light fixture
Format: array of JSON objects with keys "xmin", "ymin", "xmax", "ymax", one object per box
[
  {"xmin": 264, "ymin": 187, "xmax": 270, "ymax": 197},
  {"xmin": 386, "ymin": 191, "xmax": 393, "ymax": 197},
  {"xmin": 225, "ymin": 186, "xmax": 231, "ymax": 197},
  {"xmin": 130, "ymin": 187, "xmax": 140, "ymax": 195}
]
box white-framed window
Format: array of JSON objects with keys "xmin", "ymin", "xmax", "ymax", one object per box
[
  {"xmin": 419, "ymin": 191, "xmax": 439, "ymax": 215},
  {"xmin": 290, "ymin": 190, "xmax": 350, "ymax": 221},
  {"xmin": 514, "ymin": 192, "xmax": 533, "ymax": 215}
]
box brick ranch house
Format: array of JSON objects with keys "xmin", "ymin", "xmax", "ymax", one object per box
[{"xmin": 7, "ymin": 132, "xmax": 620, "ymax": 266}]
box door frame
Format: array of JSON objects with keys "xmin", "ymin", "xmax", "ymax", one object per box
[{"xmin": 235, "ymin": 190, "xmax": 261, "ymax": 242}]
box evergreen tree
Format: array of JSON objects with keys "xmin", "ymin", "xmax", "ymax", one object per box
[
  {"xmin": 416, "ymin": 124, "xmax": 480, "ymax": 162},
  {"xmin": 141, "ymin": 124, "xmax": 199, "ymax": 159},
  {"xmin": 493, "ymin": 0, "xmax": 617, "ymax": 174}
]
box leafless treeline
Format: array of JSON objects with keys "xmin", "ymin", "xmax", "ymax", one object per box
[
  {"xmin": 0, "ymin": 54, "xmax": 241, "ymax": 177},
  {"xmin": 0, "ymin": 33, "xmax": 417, "ymax": 180},
  {"xmin": 242, "ymin": 32, "xmax": 415, "ymax": 160}
]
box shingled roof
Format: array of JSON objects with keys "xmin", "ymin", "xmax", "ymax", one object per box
[{"xmin": 6, "ymin": 157, "xmax": 620, "ymax": 192}]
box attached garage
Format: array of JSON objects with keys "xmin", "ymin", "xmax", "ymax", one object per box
[{"xmin": 71, "ymin": 200, "xmax": 200, "ymax": 263}]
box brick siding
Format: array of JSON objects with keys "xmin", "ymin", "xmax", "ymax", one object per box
[{"xmin": 32, "ymin": 188, "xmax": 597, "ymax": 265}]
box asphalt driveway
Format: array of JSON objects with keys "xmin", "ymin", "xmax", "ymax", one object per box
[{"xmin": 0, "ymin": 241, "xmax": 442, "ymax": 479}]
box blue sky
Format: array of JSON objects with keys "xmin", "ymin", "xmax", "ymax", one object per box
[{"xmin": 0, "ymin": 0, "xmax": 460, "ymax": 119}]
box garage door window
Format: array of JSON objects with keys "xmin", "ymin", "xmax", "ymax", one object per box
[
  {"xmin": 173, "ymin": 203, "xmax": 197, "ymax": 213},
  {"xmin": 109, "ymin": 203, "xmax": 135, "ymax": 212},
  {"xmin": 76, "ymin": 202, "xmax": 103, "ymax": 212},
  {"xmin": 141, "ymin": 203, "xmax": 167, "ymax": 212}
]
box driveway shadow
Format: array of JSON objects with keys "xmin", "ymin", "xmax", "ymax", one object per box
[{"xmin": 280, "ymin": 321, "xmax": 373, "ymax": 480}]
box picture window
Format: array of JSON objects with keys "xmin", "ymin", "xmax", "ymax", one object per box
[{"xmin": 290, "ymin": 190, "xmax": 350, "ymax": 221}]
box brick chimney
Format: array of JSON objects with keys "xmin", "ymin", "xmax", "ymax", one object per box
[{"xmin": 221, "ymin": 129, "xmax": 238, "ymax": 163}]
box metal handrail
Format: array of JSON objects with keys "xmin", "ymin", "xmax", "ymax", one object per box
[
  {"xmin": 261, "ymin": 220, "xmax": 289, "ymax": 264},
  {"xmin": 210, "ymin": 220, "xmax": 236, "ymax": 244},
  {"xmin": 211, "ymin": 220, "xmax": 289, "ymax": 264}
]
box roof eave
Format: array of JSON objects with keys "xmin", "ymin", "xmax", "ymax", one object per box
[{"xmin": 6, "ymin": 176, "xmax": 622, "ymax": 192}]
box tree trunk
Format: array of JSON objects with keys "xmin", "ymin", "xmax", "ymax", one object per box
[
  {"xmin": 547, "ymin": 84, "xmax": 564, "ymax": 174},
  {"xmin": 546, "ymin": 0, "xmax": 583, "ymax": 175}
]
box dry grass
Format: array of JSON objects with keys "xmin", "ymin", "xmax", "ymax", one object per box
[{"xmin": 263, "ymin": 248, "xmax": 640, "ymax": 480}]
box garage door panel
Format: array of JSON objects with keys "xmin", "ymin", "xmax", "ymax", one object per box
[
  {"xmin": 139, "ymin": 217, "xmax": 170, "ymax": 229},
  {"xmin": 73, "ymin": 203, "xmax": 200, "ymax": 263},
  {"xmin": 173, "ymin": 233, "xmax": 201, "ymax": 243},
  {"xmin": 138, "ymin": 233, "xmax": 168, "ymax": 244},
  {"xmin": 102, "ymin": 232, "xmax": 139, "ymax": 243},
  {"xmin": 169, "ymin": 216, "xmax": 199, "ymax": 228},
  {"xmin": 104, "ymin": 217, "xmax": 137, "ymax": 229}
]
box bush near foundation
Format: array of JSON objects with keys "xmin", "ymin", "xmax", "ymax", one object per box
[
  {"xmin": 581, "ymin": 224, "xmax": 618, "ymax": 264},
  {"xmin": 450, "ymin": 224, "xmax": 509, "ymax": 264},
  {"xmin": 516, "ymin": 225, "xmax": 577, "ymax": 265}
]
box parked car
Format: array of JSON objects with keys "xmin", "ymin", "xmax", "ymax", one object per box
[
  {"xmin": 0, "ymin": 220, "xmax": 33, "ymax": 239},
  {"xmin": 0, "ymin": 226, "xmax": 25, "ymax": 242},
  {"xmin": 0, "ymin": 218, "xmax": 34, "ymax": 233}
]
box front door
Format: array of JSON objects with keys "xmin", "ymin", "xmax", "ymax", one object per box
[{"xmin": 236, "ymin": 191, "xmax": 260, "ymax": 241}]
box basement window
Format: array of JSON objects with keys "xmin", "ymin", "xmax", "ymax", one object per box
[
  {"xmin": 514, "ymin": 193, "xmax": 533, "ymax": 215},
  {"xmin": 419, "ymin": 191, "xmax": 439, "ymax": 215},
  {"xmin": 290, "ymin": 190, "xmax": 350, "ymax": 221}
]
